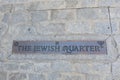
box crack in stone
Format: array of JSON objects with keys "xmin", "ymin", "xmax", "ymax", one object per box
[{"xmin": 108, "ymin": 7, "xmax": 113, "ymax": 35}]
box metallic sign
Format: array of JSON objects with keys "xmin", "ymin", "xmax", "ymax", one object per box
[{"xmin": 12, "ymin": 40, "xmax": 107, "ymax": 54}]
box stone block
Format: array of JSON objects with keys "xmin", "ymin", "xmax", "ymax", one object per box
[
  {"xmin": 93, "ymin": 21, "xmax": 111, "ymax": 34},
  {"xmin": 80, "ymin": 0, "xmax": 97, "ymax": 7},
  {"xmin": 77, "ymin": 8, "xmax": 109, "ymax": 20},
  {"xmin": 9, "ymin": 72, "xmax": 27, "ymax": 80},
  {"xmin": 110, "ymin": 8, "xmax": 120, "ymax": 19},
  {"xmin": 51, "ymin": 61, "xmax": 74, "ymax": 72},
  {"xmin": 16, "ymin": 24, "xmax": 37, "ymax": 36},
  {"xmin": 0, "ymin": 72, "xmax": 7, "ymax": 80},
  {"xmin": 2, "ymin": 13, "xmax": 10, "ymax": 24},
  {"xmin": 4, "ymin": 63, "xmax": 19, "ymax": 71},
  {"xmin": 111, "ymin": 20, "xmax": 120, "ymax": 34},
  {"xmin": 0, "ymin": 4, "xmax": 12, "ymax": 12},
  {"xmin": 0, "ymin": 23, "xmax": 8, "ymax": 38},
  {"xmin": 20, "ymin": 63, "xmax": 34, "ymax": 72},
  {"xmin": 62, "ymin": 74, "xmax": 86, "ymax": 80},
  {"xmin": 36, "ymin": 23, "xmax": 65, "ymax": 35},
  {"xmin": 34, "ymin": 63, "xmax": 51, "ymax": 73},
  {"xmin": 113, "ymin": 35, "xmax": 120, "ymax": 54},
  {"xmin": 51, "ymin": 9, "xmax": 75, "ymax": 21},
  {"xmin": 112, "ymin": 57, "xmax": 120, "ymax": 76},
  {"xmin": 13, "ymin": 4, "xmax": 26, "ymax": 12},
  {"xmin": 66, "ymin": 21, "xmax": 92, "ymax": 34},
  {"xmin": 98, "ymin": 0, "xmax": 120, "ymax": 7},
  {"xmin": 28, "ymin": 1, "xmax": 65, "ymax": 10},
  {"xmin": 87, "ymin": 75, "xmax": 100, "ymax": 80},
  {"xmin": 48, "ymin": 72, "xmax": 62, "ymax": 80},
  {"xmin": 29, "ymin": 74, "xmax": 45, "ymax": 80},
  {"xmin": 11, "ymin": 12, "xmax": 29, "ymax": 25},
  {"xmin": 31, "ymin": 11, "xmax": 48, "ymax": 23},
  {"xmin": 74, "ymin": 62, "xmax": 111, "ymax": 74},
  {"xmin": 65, "ymin": 0, "xmax": 78, "ymax": 8}
]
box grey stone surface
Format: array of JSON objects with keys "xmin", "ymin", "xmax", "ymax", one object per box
[
  {"xmin": 94, "ymin": 21, "xmax": 111, "ymax": 34},
  {"xmin": 74, "ymin": 62, "xmax": 111, "ymax": 74},
  {"xmin": 9, "ymin": 73, "xmax": 27, "ymax": 80},
  {"xmin": 48, "ymin": 72, "xmax": 62, "ymax": 80},
  {"xmin": 80, "ymin": 0, "xmax": 96, "ymax": 7},
  {"xmin": 98, "ymin": 0, "xmax": 120, "ymax": 6},
  {"xmin": 51, "ymin": 61, "xmax": 74, "ymax": 72},
  {"xmin": 51, "ymin": 9, "xmax": 75, "ymax": 21},
  {"xmin": 34, "ymin": 63, "xmax": 51, "ymax": 72},
  {"xmin": 0, "ymin": 4, "xmax": 12, "ymax": 12},
  {"xmin": 2, "ymin": 13, "xmax": 10, "ymax": 23},
  {"xmin": 114, "ymin": 35, "xmax": 120, "ymax": 54},
  {"xmin": 110, "ymin": 8, "xmax": 120, "ymax": 19},
  {"xmin": 77, "ymin": 8, "xmax": 109, "ymax": 20},
  {"xmin": 20, "ymin": 63, "xmax": 34, "ymax": 72},
  {"xmin": 29, "ymin": 74, "xmax": 45, "ymax": 80},
  {"xmin": 66, "ymin": 21, "xmax": 92, "ymax": 34},
  {"xmin": 5, "ymin": 63, "xmax": 19, "ymax": 71},
  {"xmin": 28, "ymin": 1, "xmax": 65, "ymax": 10},
  {"xmin": 13, "ymin": 4, "xmax": 26, "ymax": 12},
  {"xmin": 111, "ymin": 20, "xmax": 120, "ymax": 34},
  {"xmin": 63, "ymin": 75, "xmax": 85, "ymax": 80},
  {"xmin": 36, "ymin": 23, "xmax": 65, "ymax": 35},
  {"xmin": 112, "ymin": 57, "xmax": 120, "ymax": 76},
  {"xmin": 87, "ymin": 75, "xmax": 100, "ymax": 80},
  {"xmin": 0, "ymin": 1, "xmax": 120, "ymax": 80},
  {"xmin": 31, "ymin": 11, "xmax": 48, "ymax": 23},
  {"xmin": 0, "ymin": 72, "xmax": 7, "ymax": 80},
  {"xmin": 0, "ymin": 23, "xmax": 8, "ymax": 37},
  {"xmin": 65, "ymin": 0, "xmax": 78, "ymax": 8},
  {"xmin": 11, "ymin": 12, "xmax": 29, "ymax": 24},
  {"xmin": 16, "ymin": 24, "xmax": 37, "ymax": 36}
]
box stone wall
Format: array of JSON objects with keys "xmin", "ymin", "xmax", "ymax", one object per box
[{"xmin": 0, "ymin": 0, "xmax": 120, "ymax": 80}]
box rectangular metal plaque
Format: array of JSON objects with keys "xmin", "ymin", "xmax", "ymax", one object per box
[{"xmin": 12, "ymin": 40, "xmax": 107, "ymax": 54}]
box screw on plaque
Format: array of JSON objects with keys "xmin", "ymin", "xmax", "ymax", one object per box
[
  {"xmin": 14, "ymin": 42, "xmax": 19, "ymax": 46},
  {"xmin": 97, "ymin": 41, "xmax": 105, "ymax": 48}
]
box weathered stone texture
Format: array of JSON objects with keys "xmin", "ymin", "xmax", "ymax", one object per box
[
  {"xmin": 0, "ymin": 72, "xmax": 7, "ymax": 80},
  {"xmin": 29, "ymin": 74, "xmax": 46, "ymax": 80},
  {"xmin": 77, "ymin": 8, "xmax": 109, "ymax": 20},
  {"xmin": 51, "ymin": 9, "xmax": 75, "ymax": 21},
  {"xmin": 0, "ymin": 0, "xmax": 120, "ymax": 80},
  {"xmin": 36, "ymin": 23, "xmax": 65, "ymax": 35},
  {"xmin": 74, "ymin": 62, "xmax": 111, "ymax": 74},
  {"xmin": 31, "ymin": 11, "xmax": 48, "ymax": 23},
  {"xmin": 9, "ymin": 73, "xmax": 27, "ymax": 80},
  {"xmin": 51, "ymin": 61, "xmax": 74, "ymax": 72}
]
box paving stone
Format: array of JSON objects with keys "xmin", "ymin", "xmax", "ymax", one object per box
[
  {"xmin": 9, "ymin": 73, "xmax": 27, "ymax": 80},
  {"xmin": 0, "ymin": 23, "xmax": 8, "ymax": 38},
  {"xmin": 11, "ymin": 12, "xmax": 29, "ymax": 24},
  {"xmin": 65, "ymin": 0, "xmax": 78, "ymax": 8},
  {"xmin": 87, "ymin": 75, "xmax": 100, "ymax": 80},
  {"xmin": 77, "ymin": 8, "xmax": 109, "ymax": 20},
  {"xmin": 48, "ymin": 72, "xmax": 62, "ymax": 80},
  {"xmin": 51, "ymin": 9, "xmax": 75, "ymax": 21},
  {"xmin": 0, "ymin": 72, "xmax": 7, "ymax": 80},
  {"xmin": 74, "ymin": 62, "xmax": 111, "ymax": 74},
  {"xmin": 51, "ymin": 61, "xmax": 74, "ymax": 72},
  {"xmin": 66, "ymin": 21, "xmax": 92, "ymax": 34},
  {"xmin": 36, "ymin": 23, "xmax": 65, "ymax": 35},
  {"xmin": 31, "ymin": 11, "xmax": 48, "ymax": 23},
  {"xmin": 28, "ymin": 1, "xmax": 65, "ymax": 10},
  {"xmin": 93, "ymin": 21, "xmax": 111, "ymax": 34},
  {"xmin": 29, "ymin": 74, "xmax": 45, "ymax": 80}
]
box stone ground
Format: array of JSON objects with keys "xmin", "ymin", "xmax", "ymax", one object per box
[{"xmin": 0, "ymin": 0, "xmax": 120, "ymax": 80}]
